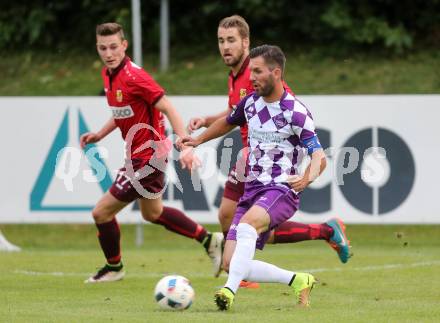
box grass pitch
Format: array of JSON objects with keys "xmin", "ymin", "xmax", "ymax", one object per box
[{"xmin": 0, "ymin": 224, "xmax": 439, "ymax": 322}]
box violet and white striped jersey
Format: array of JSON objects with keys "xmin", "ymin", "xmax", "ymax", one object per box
[{"xmin": 226, "ymin": 91, "xmax": 321, "ymax": 187}]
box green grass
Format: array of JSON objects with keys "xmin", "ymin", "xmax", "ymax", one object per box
[
  {"xmin": 1, "ymin": 224, "xmax": 439, "ymax": 322},
  {"xmin": 1, "ymin": 49, "xmax": 439, "ymax": 95}
]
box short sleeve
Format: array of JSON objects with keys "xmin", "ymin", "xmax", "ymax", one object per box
[
  {"xmin": 291, "ymin": 103, "xmax": 322, "ymax": 154},
  {"xmin": 226, "ymin": 96, "xmax": 247, "ymax": 126},
  {"xmin": 129, "ymin": 70, "xmax": 165, "ymax": 107}
]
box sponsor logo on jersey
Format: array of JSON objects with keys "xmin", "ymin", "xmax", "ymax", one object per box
[
  {"xmin": 240, "ymin": 88, "xmax": 247, "ymax": 99},
  {"xmin": 116, "ymin": 89, "xmax": 123, "ymax": 102},
  {"xmin": 249, "ymin": 128, "xmax": 284, "ymax": 144},
  {"xmin": 110, "ymin": 105, "xmax": 134, "ymax": 119}
]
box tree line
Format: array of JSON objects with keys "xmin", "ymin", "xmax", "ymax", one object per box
[{"xmin": 1, "ymin": 0, "xmax": 438, "ymax": 54}]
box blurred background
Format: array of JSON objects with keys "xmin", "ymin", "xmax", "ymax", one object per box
[{"xmin": 1, "ymin": 0, "xmax": 439, "ymax": 96}]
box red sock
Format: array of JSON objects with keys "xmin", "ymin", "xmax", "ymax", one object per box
[
  {"xmin": 153, "ymin": 206, "xmax": 208, "ymax": 243},
  {"xmin": 96, "ymin": 218, "xmax": 121, "ymax": 264},
  {"xmin": 273, "ymin": 222, "xmax": 334, "ymax": 244}
]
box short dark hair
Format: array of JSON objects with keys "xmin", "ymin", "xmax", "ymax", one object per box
[
  {"xmin": 249, "ymin": 44, "xmax": 286, "ymax": 73},
  {"xmin": 218, "ymin": 15, "xmax": 250, "ymax": 39},
  {"xmin": 96, "ymin": 22, "xmax": 125, "ymax": 39}
]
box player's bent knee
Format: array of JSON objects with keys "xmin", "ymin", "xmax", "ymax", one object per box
[
  {"xmin": 218, "ymin": 211, "xmax": 234, "ymax": 223},
  {"xmin": 240, "ymin": 212, "xmax": 268, "ymax": 234},
  {"xmin": 91, "ymin": 207, "xmax": 113, "ymax": 223},
  {"xmin": 142, "ymin": 208, "xmax": 163, "ymax": 222}
]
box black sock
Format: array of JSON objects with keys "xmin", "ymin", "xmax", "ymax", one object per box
[
  {"xmin": 288, "ymin": 274, "xmax": 296, "ymax": 286},
  {"xmin": 202, "ymin": 232, "xmax": 212, "ymax": 251}
]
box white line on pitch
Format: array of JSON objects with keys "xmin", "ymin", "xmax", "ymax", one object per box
[
  {"xmin": 12, "ymin": 260, "xmax": 440, "ymax": 278},
  {"xmin": 305, "ymin": 260, "xmax": 440, "ymax": 273}
]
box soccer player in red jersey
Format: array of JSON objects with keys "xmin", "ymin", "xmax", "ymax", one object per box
[
  {"xmin": 187, "ymin": 16, "xmax": 351, "ymax": 282},
  {"xmin": 80, "ymin": 22, "xmax": 222, "ymax": 283}
]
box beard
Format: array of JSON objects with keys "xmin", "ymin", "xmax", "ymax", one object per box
[
  {"xmin": 255, "ymin": 75, "xmax": 275, "ymax": 97},
  {"xmin": 223, "ymin": 51, "xmax": 244, "ymax": 68}
]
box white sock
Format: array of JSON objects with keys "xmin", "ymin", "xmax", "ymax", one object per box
[
  {"xmin": 246, "ymin": 260, "xmax": 295, "ymax": 284},
  {"xmin": 225, "ymin": 223, "xmax": 258, "ymax": 293}
]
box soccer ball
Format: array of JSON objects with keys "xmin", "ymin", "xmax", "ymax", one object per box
[{"xmin": 154, "ymin": 275, "xmax": 195, "ymax": 310}]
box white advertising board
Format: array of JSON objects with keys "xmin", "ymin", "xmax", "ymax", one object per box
[{"xmin": 0, "ymin": 95, "xmax": 438, "ymax": 224}]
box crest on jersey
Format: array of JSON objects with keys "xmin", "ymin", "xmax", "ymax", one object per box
[
  {"xmin": 116, "ymin": 89, "xmax": 123, "ymax": 102},
  {"xmin": 240, "ymin": 88, "xmax": 247, "ymax": 99},
  {"xmin": 273, "ymin": 113, "xmax": 288, "ymax": 129}
]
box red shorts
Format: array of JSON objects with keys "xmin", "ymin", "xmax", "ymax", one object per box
[
  {"xmin": 109, "ymin": 159, "xmax": 165, "ymax": 203},
  {"xmin": 222, "ymin": 165, "xmax": 245, "ymax": 202}
]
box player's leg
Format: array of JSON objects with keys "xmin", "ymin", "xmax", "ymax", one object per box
[
  {"xmin": 219, "ymin": 165, "xmax": 243, "ymax": 239},
  {"xmin": 220, "ymin": 205, "xmax": 271, "ymax": 297},
  {"xmin": 216, "ymin": 204, "xmax": 269, "ymax": 310},
  {"xmin": 267, "ymin": 221, "xmax": 333, "ymax": 244},
  {"xmin": 221, "ymin": 239, "xmax": 236, "ymax": 273},
  {"xmin": 139, "ymin": 196, "xmax": 210, "ymax": 243},
  {"xmin": 85, "ymin": 191, "xmax": 128, "ymax": 283},
  {"xmin": 138, "ymin": 196, "xmax": 223, "ymax": 275},
  {"xmin": 215, "ymin": 189, "xmax": 316, "ymax": 310},
  {"xmin": 265, "ymin": 219, "xmax": 352, "ymax": 263},
  {"xmin": 218, "ymin": 166, "xmax": 260, "ymax": 286},
  {"xmin": 218, "ymin": 197, "xmax": 238, "ymax": 238}
]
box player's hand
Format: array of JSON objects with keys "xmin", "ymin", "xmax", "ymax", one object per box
[
  {"xmin": 187, "ymin": 117, "xmax": 206, "ymax": 133},
  {"xmin": 180, "ymin": 135, "xmax": 202, "ymax": 148},
  {"xmin": 287, "ymin": 174, "xmax": 309, "ymax": 193},
  {"xmin": 80, "ymin": 132, "xmax": 101, "ymax": 149},
  {"xmin": 179, "ymin": 147, "xmax": 202, "ymax": 170}
]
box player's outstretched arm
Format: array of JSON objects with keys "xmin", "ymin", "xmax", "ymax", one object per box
[
  {"xmin": 154, "ymin": 96, "xmax": 187, "ymax": 139},
  {"xmin": 288, "ymin": 149, "xmax": 327, "ymax": 192},
  {"xmin": 187, "ymin": 109, "xmax": 230, "ymax": 133},
  {"xmin": 182, "ymin": 116, "xmax": 236, "ymax": 148},
  {"xmin": 154, "ymin": 96, "xmax": 201, "ymax": 170},
  {"xmin": 80, "ymin": 117, "xmax": 117, "ymax": 148}
]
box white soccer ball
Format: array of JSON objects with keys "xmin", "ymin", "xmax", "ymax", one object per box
[{"xmin": 154, "ymin": 275, "xmax": 195, "ymax": 310}]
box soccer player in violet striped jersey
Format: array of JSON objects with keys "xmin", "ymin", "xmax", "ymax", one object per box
[
  {"xmin": 182, "ymin": 45, "xmax": 327, "ymax": 309},
  {"xmin": 187, "ymin": 16, "xmax": 351, "ymax": 282},
  {"xmin": 80, "ymin": 22, "xmax": 223, "ymax": 283}
]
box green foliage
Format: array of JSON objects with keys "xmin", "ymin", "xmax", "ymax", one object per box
[
  {"xmin": 321, "ymin": 1, "xmax": 413, "ymax": 53},
  {"xmin": 0, "ymin": 1, "xmax": 131, "ymax": 50},
  {"xmin": 0, "ymin": 5, "xmax": 55, "ymax": 48},
  {"xmin": 0, "ymin": 1, "xmax": 438, "ymax": 53}
]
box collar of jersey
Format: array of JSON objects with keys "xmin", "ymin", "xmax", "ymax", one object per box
[
  {"xmin": 106, "ymin": 56, "xmax": 130, "ymax": 77},
  {"xmin": 257, "ymin": 90, "xmax": 290, "ymax": 110},
  {"xmin": 230, "ymin": 55, "xmax": 250, "ymax": 80}
]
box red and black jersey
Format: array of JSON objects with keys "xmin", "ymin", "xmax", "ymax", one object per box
[
  {"xmin": 102, "ymin": 57, "xmax": 166, "ymax": 160},
  {"xmin": 227, "ymin": 57, "xmax": 254, "ymax": 147}
]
